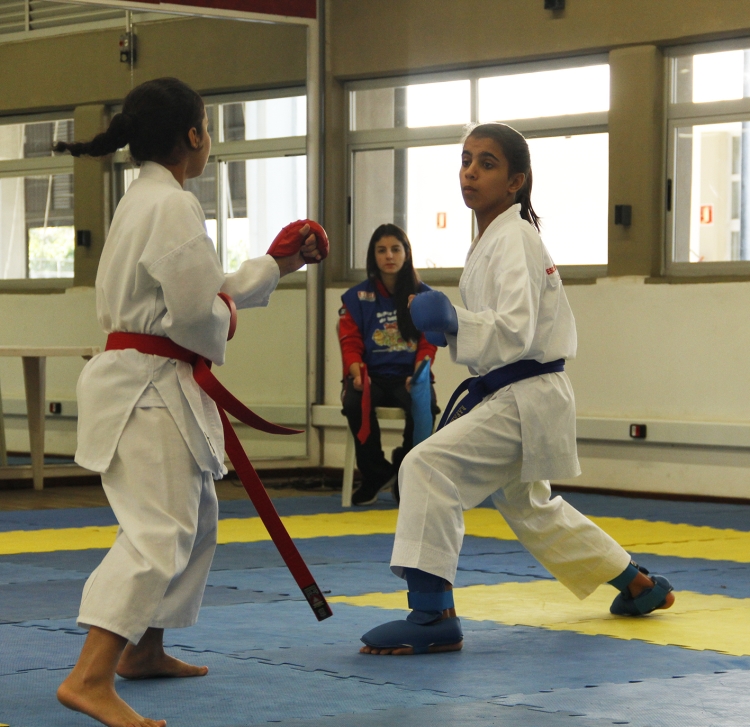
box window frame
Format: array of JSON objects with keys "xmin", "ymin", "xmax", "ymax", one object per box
[
  {"xmin": 344, "ymin": 55, "xmax": 610, "ymax": 284},
  {"xmin": 665, "ymin": 38, "xmax": 750, "ymax": 277},
  {"xmin": 0, "ymin": 111, "xmax": 76, "ymax": 290}
]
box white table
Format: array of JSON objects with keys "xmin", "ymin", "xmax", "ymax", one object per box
[{"xmin": 0, "ymin": 346, "xmax": 99, "ymax": 490}]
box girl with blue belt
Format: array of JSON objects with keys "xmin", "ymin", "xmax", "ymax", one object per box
[
  {"xmin": 339, "ymin": 224, "xmax": 438, "ymax": 506},
  {"xmin": 360, "ymin": 123, "xmax": 675, "ymax": 655}
]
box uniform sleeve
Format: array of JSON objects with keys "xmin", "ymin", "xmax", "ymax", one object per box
[
  {"xmin": 449, "ymin": 225, "xmax": 541, "ymax": 371},
  {"xmin": 148, "ymin": 233, "xmax": 231, "ymax": 365},
  {"xmin": 221, "ymin": 254, "xmax": 280, "ymax": 309},
  {"xmin": 338, "ymin": 305, "xmax": 365, "ymax": 377}
]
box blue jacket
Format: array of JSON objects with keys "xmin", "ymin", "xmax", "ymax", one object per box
[{"xmin": 340, "ymin": 278, "xmax": 434, "ymax": 378}]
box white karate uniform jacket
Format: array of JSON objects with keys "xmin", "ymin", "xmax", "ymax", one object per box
[
  {"xmin": 446, "ymin": 203, "xmax": 581, "ymax": 482},
  {"xmin": 75, "ymin": 161, "xmax": 280, "ymax": 478}
]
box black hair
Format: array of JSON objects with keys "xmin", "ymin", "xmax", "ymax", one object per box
[
  {"xmin": 463, "ymin": 122, "xmax": 541, "ymax": 231},
  {"xmin": 53, "ymin": 77, "xmax": 205, "ymax": 164},
  {"xmin": 365, "ymin": 223, "xmax": 421, "ymax": 343}
]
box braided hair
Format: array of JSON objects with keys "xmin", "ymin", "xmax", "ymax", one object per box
[
  {"xmin": 462, "ymin": 122, "xmax": 541, "ymax": 231},
  {"xmin": 53, "ymin": 77, "xmax": 205, "ymax": 164}
]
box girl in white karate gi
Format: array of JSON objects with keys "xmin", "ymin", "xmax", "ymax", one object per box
[
  {"xmin": 53, "ymin": 78, "xmax": 323, "ymax": 727},
  {"xmin": 361, "ymin": 122, "xmax": 675, "ymax": 656}
]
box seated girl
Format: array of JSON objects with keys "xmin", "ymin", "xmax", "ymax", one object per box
[{"xmin": 339, "ymin": 224, "xmax": 439, "ymax": 506}]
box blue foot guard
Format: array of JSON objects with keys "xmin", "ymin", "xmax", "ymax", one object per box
[
  {"xmin": 610, "ymin": 562, "xmax": 674, "ymax": 616},
  {"xmin": 361, "ymin": 568, "xmax": 463, "ymax": 653}
]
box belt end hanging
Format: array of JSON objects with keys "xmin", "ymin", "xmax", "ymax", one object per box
[{"xmin": 303, "ymin": 583, "xmax": 333, "ymax": 621}]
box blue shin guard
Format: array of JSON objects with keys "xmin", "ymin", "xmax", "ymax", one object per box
[
  {"xmin": 360, "ymin": 568, "xmax": 463, "ymax": 653},
  {"xmin": 609, "ymin": 562, "xmax": 674, "ymax": 616}
]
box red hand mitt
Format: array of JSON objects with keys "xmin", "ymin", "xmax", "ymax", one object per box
[{"xmin": 266, "ymin": 219, "xmax": 329, "ymax": 264}]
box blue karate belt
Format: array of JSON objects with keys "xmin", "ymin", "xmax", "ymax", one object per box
[{"xmin": 436, "ymin": 358, "xmax": 566, "ymax": 431}]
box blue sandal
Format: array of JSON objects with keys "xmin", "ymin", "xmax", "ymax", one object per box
[
  {"xmin": 361, "ymin": 616, "xmax": 463, "ymax": 654},
  {"xmin": 610, "ymin": 564, "xmax": 673, "ymax": 616}
]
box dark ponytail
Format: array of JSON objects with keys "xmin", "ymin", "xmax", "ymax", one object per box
[
  {"xmin": 463, "ymin": 122, "xmax": 541, "ymax": 231},
  {"xmin": 53, "ymin": 77, "xmax": 205, "ymax": 164},
  {"xmin": 365, "ymin": 223, "xmax": 421, "ymax": 343}
]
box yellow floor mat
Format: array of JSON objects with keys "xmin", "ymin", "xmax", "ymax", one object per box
[
  {"xmin": 463, "ymin": 509, "xmax": 750, "ymax": 562},
  {"xmin": 0, "ymin": 509, "xmax": 748, "ymax": 564},
  {"xmin": 331, "ymin": 581, "xmax": 750, "ymax": 656}
]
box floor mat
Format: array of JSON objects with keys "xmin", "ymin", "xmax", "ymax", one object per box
[{"xmin": 497, "ymin": 669, "xmax": 750, "ymax": 727}]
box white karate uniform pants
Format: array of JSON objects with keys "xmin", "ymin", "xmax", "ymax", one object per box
[
  {"xmin": 78, "ymin": 406, "xmax": 218, "ymax": 644},
  {"xmin": 391, "ymin": 389, "xmax": 631, "ymax": 600}
]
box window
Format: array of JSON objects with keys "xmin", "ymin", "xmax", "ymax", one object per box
[
  {"xmin": 116, "ymin": 91, "xmax": 307, "ymax": 273},
  {"xmin": 0, "ymin": 1, "xmax": 177, "ymax": 42},
  {"xmin": 346, "ymin": 58, "xmax": 609, "ymax": 276},
  {"xmin": 0, "ymin": 117, "xmax": 75, "ymax": 279},
  {"xmin": 667, "ymin": 40, "xmax": 750, "ymax": 270}
]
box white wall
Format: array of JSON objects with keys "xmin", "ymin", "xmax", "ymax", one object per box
[
  {"xmin": 5, "ymin": 277, "xmax": 750, "ymax": 498},
  {"xmin": 323, "ymin": 278, "xmax": 750, "ymax": 499},
  {"xmin": 0, "ymin": 286, "xmax": 308, "ymax": 461}
]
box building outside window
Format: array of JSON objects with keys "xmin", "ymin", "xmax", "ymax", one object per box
[
  {"xmin": 116, "ymin": 90, "xmax": 306, "ymax": 274},
  {"xmin": 0, "ymin": 117, "xmax": 74, "ymax": 279},
  {"xmin": 667, "ymin": 39, "xmax": 750, "ymax": 272},
  {"xmin": 346, "ymin": 59, "xmax": 609, "ymax": 278}
]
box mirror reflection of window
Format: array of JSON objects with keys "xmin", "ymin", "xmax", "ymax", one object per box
[
  {"xmin": 223, "ymin": 96, "xmax": 306, "ymax": 141},
  {"xmin": 0, "ymin": 119, "xmax": 75, "ymax": 279},
  {"xmin": 222, "ymin": 156, "xmax": 306, "ymax": 273},
  {"xmin": 116, "ymin": 93, "xmax": 307, "ymax": 274}
]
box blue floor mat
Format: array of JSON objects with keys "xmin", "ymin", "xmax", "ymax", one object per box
[
  {"xmin": 1, "ymin": 491, "xmax": 747, "ymax": 531},
  {"xmin": 218, "ymin": 493, "xmax": 397, "ymax": 519},
  {"xmin": 9, "ymin": 603, "xmax": 750, "ymax": 723},
  {"xmin": 200, "ymin": 605, "xmax": 750, "ymax": 700},
  {"xmin": 497, "ymin": 669, "xmax": 750, "ymax": 727},
  {"xmin": 0, "ymin": 623, "xmax": 83, "ymax": 676},
  {"xmin": 3, "ymin": 493, "xmax": 750, "ymax": 727},
  {"xmin": 0, "ymin": 647, "xmax": 469, "ymax": 727},
  {"xmin": 1, "ymin": 542, "xmax": 747, "ymax": 628},
  {"xmin": 556, "ymin": 490, "xmax": 750, "ymax": 531},
  {"xmin": 0, "ymin": 579, "xmax": 87, "ymax": 622},
  {"xmin": 0, "ymin": 549, "xmax": 107, "ymax": 575},
  {"xmin": 211, "ymin": 534, "xmax": 395, "ymax": 571},
  {"xmin": 6, "ymin": 455, "xmax": 74, "ymax": 466},
  {"xmin": 0, "ymin": 562, "xmax": 87, "ymax": 586},
  {"xmin": 258, "ymin": 702, "xmax": 621, "ymax": 727},
  {"xmin": 206, "ymin": 562, "xmax": 539, "ymax": 602},
  {"xmin": 0, "ymin": 507, "xmax": 116, "ymax": 532}
]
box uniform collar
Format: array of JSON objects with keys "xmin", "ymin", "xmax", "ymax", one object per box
[
  {"xmin": 137, "ymin": 161, "xmax": 184, "ymax": 191},
  {"xmin": 467, "ymin": 203, "xmax": 521, "ymax": 259}
]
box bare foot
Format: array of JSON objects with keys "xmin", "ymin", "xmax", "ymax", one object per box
[
  {"xmin": 117, "ymin": 650, "xmax": 208, "ymax": 680},
  {"xmin": 629, "ymin": 571, "xmax": 676, "ymax": 610},
  {"xmin": 116, "ymin": 627, "xmax": 208, "ymax": 680},
  {"xmin": 57, "ymin": 673, "xmax": 166, "ymax": 727}
]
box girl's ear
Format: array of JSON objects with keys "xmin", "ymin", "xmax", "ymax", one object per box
[
  {"xmin": 508, "ymin": 172, "xmax": 526, "ymax": 194},
  {"xmin": 188, "ymin": 126, "xmax": 201, "ymax": 150}
]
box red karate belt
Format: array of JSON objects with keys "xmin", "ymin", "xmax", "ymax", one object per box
[
  {"xmin": 105, "ymin": 330, "xmax": 333, "ymax": 622},
  {"xmin": 356, "ymin": 363, "xmax": 371, "ymax": 445}
]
